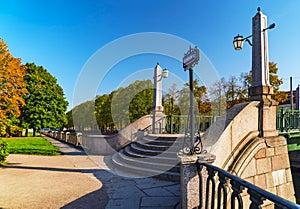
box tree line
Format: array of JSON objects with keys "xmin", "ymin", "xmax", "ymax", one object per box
[
  {"xmin": 67, "ymin": 61, "xmax": 287, "ymax": 133},
  {"xmin": 0, "ymin": 39, "xmax": 68, "ymax": 137}
]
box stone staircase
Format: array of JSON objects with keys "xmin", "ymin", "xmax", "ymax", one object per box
[{"xmin": 112, "ymin": 134, "xmax": 184, "ymax": 181}]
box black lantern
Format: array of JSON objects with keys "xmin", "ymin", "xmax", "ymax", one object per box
[{"xmin": 233, "ymin": 35, "xmax": 244, "ymax": 50}]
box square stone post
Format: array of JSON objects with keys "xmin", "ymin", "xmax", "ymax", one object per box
[
  {"xmin": 179, "ymin": 153, "xmax": 216, "ymax": 209},
  {"xmin": 249, "ymin": 8, "xmax": 278, "ymax": 137},
  {"xmin": 152, "ymin": 63, "xmax": 165, "ymax": 134},
  {"xmin": 296, "ymin": 85, "xmax": 300, "ymax": 110}
]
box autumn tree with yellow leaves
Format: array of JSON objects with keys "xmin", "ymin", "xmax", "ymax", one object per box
[{"xmin": 0, "ymin": 39, "xmax": 27, "ymax": 136}]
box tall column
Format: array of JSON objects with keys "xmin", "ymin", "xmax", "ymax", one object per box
[
  {"xmin": 251, "ymin": 8, "xmax": 270, "ymax": 88},
  {"xmin": 296, "ymin": 85, "xmax": 300, "ymax": 110},
  {"xmin": 153, "ymin": 63, "xmax": 164, "ymax": 113},
  {"xmin": 152, "ymin": 63, "xmax": 165, "ymax": 134},
  {"xmin": 249, "ymin": 8, "xmax": 278, "ymax": 137}
]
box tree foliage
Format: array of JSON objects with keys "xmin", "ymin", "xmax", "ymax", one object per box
[
  {"xmin": 70, "ymin": 100, "xmax": 97, "ymax": 131},
  {"xmin": 176, "ymin": 79, "xmax": 212, "ymax": 115},
  {"xmin": 163, "ymin": 84, "xmax": 180, "ymax": 115},
  {"xmin": 0, "ymin": 39, "xmax": 27, "ymax": 136},
  {"xmin": 221, "ymin": 61, "xmax": 287, "ymax": 109},
  {"xmin": 243, "ymin": 61, "xmax": 288, "ymax": 103},
  {"xmin": 20, "ymin": 63, "xmax": 68, "ymax": 135},
  {"xmin": 68, "ymin": 80, "xmax": 154, "ymax": 132}
]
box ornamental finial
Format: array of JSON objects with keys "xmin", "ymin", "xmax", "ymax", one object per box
[{"xmin": 257, "ymin": 7, "xmax": 261, "ymax": 12}]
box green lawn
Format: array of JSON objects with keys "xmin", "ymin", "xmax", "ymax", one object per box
[{"xmin": 3, "ymin": 137, "xmax": 61, "ymax": 156}]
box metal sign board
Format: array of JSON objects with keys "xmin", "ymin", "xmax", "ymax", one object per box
[{"xmin": 183, "ymin": 46, "xmax": 200, "ymax": 69}]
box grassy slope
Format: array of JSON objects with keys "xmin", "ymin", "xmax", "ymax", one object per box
[{"xmin": 3, "ymin": 137, "xmax": 61, "ymax": 156}]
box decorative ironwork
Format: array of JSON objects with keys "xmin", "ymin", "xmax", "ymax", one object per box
[
  {"xmin": 165, "ymin": 115, "xmax": 219, "ymax": 134},
  {"xmin": 198, "ymin": 163, "xmax": 300, "ymax": 209},
  {"xmin": 277, "ymin": 109, "xmax": 300, "ymax": 133}
]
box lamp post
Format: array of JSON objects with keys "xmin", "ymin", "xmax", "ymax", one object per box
[
  {"xmin": 152, "ymin": 62, "xmax": 168, "ymax": 134},
  {"xmin": 182, "ymin": 46, "xmax": 200, "ymax": 154},
  {"xmin": 233, "ymin": 7, "xmax": 278, "ymax": 137}
]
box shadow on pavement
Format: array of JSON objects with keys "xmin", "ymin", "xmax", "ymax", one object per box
[{"xmin": 61, "ymin": 187, "xmax": 108, "ymax": 209}]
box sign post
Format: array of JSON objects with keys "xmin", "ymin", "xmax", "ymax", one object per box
[{"xmin": 183, "ymin": 46, "xmax": 200, "ymax": 154}]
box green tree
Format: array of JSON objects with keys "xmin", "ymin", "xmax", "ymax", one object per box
[
  {"xmin": 66, "ymin": 110, "xmax": 73, "ymax": 130},
  {"xmin": 20, "ymin": 63, "xmax": 68, "ymax": 136},
  {"xmin": 94, "ymin": 80, "xmax": 154, "ymax": 133},
  {"xmin": 95, "ymin": 94, "xmax": 114, "ymax": 131},
  {"xmin": 111, "ymin": 80, "xmax": 153, "ymax": 125},
  {"xmin": 72, "ymin": 100, "xmax": 97, "ymax": 131}
]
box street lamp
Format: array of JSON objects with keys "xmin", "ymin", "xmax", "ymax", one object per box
[
  {"xmin": 233, "ymin": 7, "xmax": 277, "ymax": 137},
  {"xmin": 162, "ymin": 68, "xmax": 169, "ymax": 78},
  {"xmin": 233, "ymin": 8, "xmax": 275, "ymax": 50}
]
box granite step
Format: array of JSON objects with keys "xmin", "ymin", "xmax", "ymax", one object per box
[
  {"xmin": 117, "ymin": 149, "xmax": 180, "ymax": 173},
  {"xmin": 112, "ymin": 153, "xmax": 180, "ymax": 181}
]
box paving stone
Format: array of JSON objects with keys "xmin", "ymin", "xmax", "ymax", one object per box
[
  {"xmin": 163, "ymin": 184, "xmax": 180, "ymax": 196},
  {"xmin": 143, "ymin": 187, "xmax": 175, "ymax": 196},
  {"xmin": 140, "ymin": 207, "xmax": 174, "ymax": 209},
  {"xmin": 135, "ymin": 178, "xmax": 178, "ymax": 190},
  {"xmin": 141, "ymin": 196, "xmax": 180, "ymax": 207},
  {"xmin": 112, "ymin": 186, "xmax": 145, "ymax": 199},
  {"xmin": 106, "ymin": 197, "xmax": 141, "ymax": 209}
]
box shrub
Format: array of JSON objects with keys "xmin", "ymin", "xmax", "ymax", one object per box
[{"xmin": 0, "ymin": 139, "xmax": 9, "ymax": 165}]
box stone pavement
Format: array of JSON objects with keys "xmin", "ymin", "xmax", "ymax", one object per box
[
  {"xmin": 48, "ymin": 136, "xmax": 181, "ymax": 209},
  {"xmin": 1, "ymin": 136, "xmax": 180, "ymax": 209}
]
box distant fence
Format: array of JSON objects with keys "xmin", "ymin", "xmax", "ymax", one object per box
[
  {"xmin": 165, "ymin": 115, "xmax": 219, "ymax": 134},
  {"xmin": 277, "ymin": 109, "xmax": 300, "ymax": 133},
  {"xmin": 42, "ymin": 131, "xmax": 83, "ymax": 147}
]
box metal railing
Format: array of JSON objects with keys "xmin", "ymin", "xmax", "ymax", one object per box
[
  {"xmin": 165, "ymin": 115, "xmax": 218, "ymax": 134},
  {"xmin": 198, "ymin": 162, "xmax": 300, "ymax": 209},
  {"xmin": 277, "ymin": 109, "xmax": 300, "ymax": 133}
]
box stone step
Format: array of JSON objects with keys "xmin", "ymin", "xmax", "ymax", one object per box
[
  {"xmin": 140, "ymin": 136, "xmax": 184, "ymax": 147},
  {"xmin": 130, "ymin": 143, "xmax": 178, "ymax": 157},
  {"xmin": 146, "ymin": 134, "xmax": 184, "ymax": 141},
  {"xmin": 135, "ymin": 140, "xmax": 181, "ymax": 152},
  {"xmin": 117, "ymin": 149, "xmax": 180, "ymax": 173},
  {"xmin": 112, "ymin": 153, "xmax": 180, "ymax": 181},
  {"xmin": 123, "ymin": 146, "xmax": 180, "ymax": 164}
]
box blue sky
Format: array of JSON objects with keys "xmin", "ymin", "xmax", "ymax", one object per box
[{"xmin": 1, "ymin": 0, "xmax": 300, "ymax": 109}]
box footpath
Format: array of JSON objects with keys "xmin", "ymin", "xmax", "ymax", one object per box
[{"xmin": 0, "ymin": 136, "xmax": 180, "ymax": 209}]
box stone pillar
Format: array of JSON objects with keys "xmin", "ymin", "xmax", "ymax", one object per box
[
  {"xmin": 248, "ymin": 8, "xmax": 278, "ymax": 137},
  {"xmin": 296, "ymin": 85, "xmax": 300, "ymax": 110},
  {"xmin": 152, "ymin": 63, "xmax": 165, "ymax": 133},
  {"xmin": 179, "ymin": 153, "xmax": 216, "ymax": 209}
]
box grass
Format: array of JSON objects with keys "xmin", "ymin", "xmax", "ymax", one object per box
[{"xmin": 2, "ymin": 137, "xmax": 62, "ymax": 156}]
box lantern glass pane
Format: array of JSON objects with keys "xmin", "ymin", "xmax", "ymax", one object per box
[{"xmin": 162, "ymin": 69, "xmax": 168, "ymax": 78}]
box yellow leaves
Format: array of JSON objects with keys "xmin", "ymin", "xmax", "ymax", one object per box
[{"xmin": 0, "ymin": 39, "xmax": 27, "ymax": 120}]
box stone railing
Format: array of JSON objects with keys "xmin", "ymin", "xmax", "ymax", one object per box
[{"xmin": 43, "ymin": 131, "xmax": 82, "ymax": 147}]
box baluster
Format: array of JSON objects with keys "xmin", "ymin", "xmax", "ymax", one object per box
[
  {"xmin": 247, "ymin": 189, "xmax": 265, "ymax": 209},
  {"xmin": 217, "ymin": 172, "xmax": 228, "ymax": 209},
  {"xmin": 205, "ymin": 166, "xmax": 216, "ymax": 209},
  {"xmin": 230, "ymin": 180, "xmax": 244, "ymax": 209},
  {"xmin": 198, "ymin": 164, "xmax": 204, "ymax": 209}
]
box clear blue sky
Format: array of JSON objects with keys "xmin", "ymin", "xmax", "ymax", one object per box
[{"xmin": 1, "ymin": 0, "xmax": 300, "ymax": 109}]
